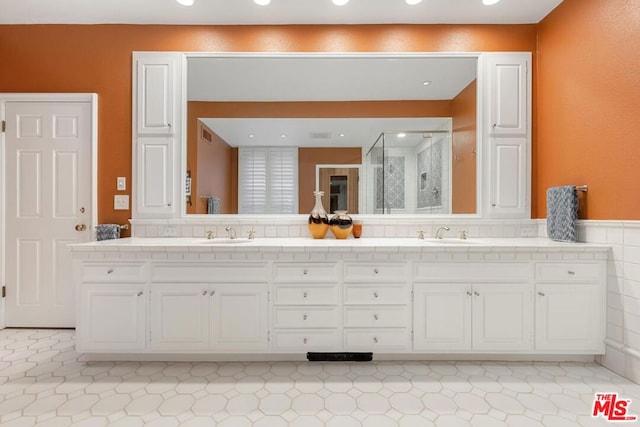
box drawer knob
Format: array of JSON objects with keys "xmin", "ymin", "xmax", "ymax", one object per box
[
  {"xmin": 303, "ymin": 269, "xmax": 308, "ymax": 275},
  {"xmin": 373, "ymin": 292, "xmax": 379, "ymax": 298},
  {"xmin": 210, "ymin": 291, "xmax": 215, "ymax": 296},
  {"xmin": 466, "ymin": 291, "xmax": 472, "ymax": 296},
  {"xmin": 107, "ymin": 269, "xmax": 114, "ymax": 274},
  {"xmin": 538, "ymin": 292, "xmax": 545, "ymax": 296},
  {"xmin": 568, "ymin": 270, "xmax": 576, "ymax": 275},
  {"xmin": 474, "ymin": 291, "xmax": 480, "ymax": 296},
  {"xmin": 373, "ymin": 337, "xmax": 378, "ymax": 343},
  {"xmin": 303, "ymin": 292, "xmax": 308, "ymax": 298},
  {"xmin": 303, "ymin": 337, "xmax": 308, "ymax": 344},
  {"xmin": 303, "ymin": 314, "xmax": 308, "ymax": 321},
  {"xmin": 137, "ymin": 291, "xmax": 143, "ymax": 297},
  {"xmin": 374, "ymin": 314, "xmax": 379, "ymax": 320},
  {"xmin": 374, "ymin": 269, "xmax": 379, "ymax": 274},
  {"xmin": 202, "ymin": 290, "xmax": 208, "ymax": 296}
]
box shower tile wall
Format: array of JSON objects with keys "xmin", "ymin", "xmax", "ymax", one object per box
[
  {"xmin": 375, "ymin": 156, "xmax": 405, "ymax": 210},
  {"xmin": 417, "ymin": 141, "xmax": 443, "ymax": 209}
]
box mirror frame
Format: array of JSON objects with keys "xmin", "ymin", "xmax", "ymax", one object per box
[{"xmin": 180, "ymin": 51, "xmax": 483, "ymax": 220}]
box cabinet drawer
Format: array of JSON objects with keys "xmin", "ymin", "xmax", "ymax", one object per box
[
  {"xmin": 344, "ymin": 263, "xmax": 408, "ymax": 282},
  {"xmin": 273, "ymin": 307, "xmax": 339, "ymax": 328},
  {"xmin": 344, "ymin": 329, "xmax": 409, "ymax": 350},
  {"xmin": 272, "ymin": 330, "xmax": 339, "ymax": 350},
  {"xmin": 273, "ymin": 284, "xmax": 339, "ymax": 305},
  {"xmin": 344, "ymin": 285, "xmax": 408, "ymax": 305},
  {"xmin": 344, "ymin": 306, "xmax": 408, "ymax": 328},
  {"xmin": 82, "ymin": 263, "xmax": 146, "ymax": 283},
  {"xmin": 535, "ymin": 262, "xmax": 603, "ymax": 282},
  {"xmin": 274, "ymin": 263, "xmax": 338, "ymax": 282},
  {"xmin": 151, "ymin": 263, "xmax": 268, "ymax": 283},
  {"xmin": 414, "ymin": 262, "xmax": 529, "ymax": 281}
]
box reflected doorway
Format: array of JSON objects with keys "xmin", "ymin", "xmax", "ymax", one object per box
[{"xmin": 318, "ymin": 166, "xmax": 360, "ymax": 214}]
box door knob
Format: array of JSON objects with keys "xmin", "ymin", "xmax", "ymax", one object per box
[{"xmin": 75, "ymin": 224, "xmax": 87, "ymax": 231}]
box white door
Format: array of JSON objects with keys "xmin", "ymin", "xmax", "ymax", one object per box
[
  {"xmin": 5, "ymin": 100, "xmax": 93, "ymax": 327},
  {"xmin": 211, "ymin": 284, "xmax": 267, "ymax": 351},
  {"xmin": 472, "ymin": 283, "xmax": 533, "ymax": 351},
  {"xmin": 149, "ymin": 284, "xmax": 210, "ymax": 351},
  {"xmin": 535, "ymin": 283, "xmax": 604, "ymax": 352},
  {"xmin": 79, "ymin": 283, "xmax": 146, "ymax": 352},
  {"xmin": 413, "ymin": 283, "xmax": 472, "ymax": 351}
]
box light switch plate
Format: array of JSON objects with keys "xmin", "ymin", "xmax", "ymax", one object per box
[
  {"xmin": 114, "ymin": 195, "xmax": 129, "ymax": 210},
  {"xmin": 117, "ymin": 177, "xmax": 126, "ymax": 191}
]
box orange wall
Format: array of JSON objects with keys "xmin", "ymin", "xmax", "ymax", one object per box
[
  {"xmin": 190, "ymin": 122, "xmax": 236, "ymax": 214},
  {"xmin": 298, "ymin": 148, "xmax": 363, "ymax": 214},
  {"xmin": 451, "ymin": 80, "xmax": 477, "ymax": 214},
  {"xmin": 0, "ymin": 24, "xmax": 537, "ymax": 226},
  {"xmin": 536, "ymin": 0, "xmax": 640, "ymax": 219}
]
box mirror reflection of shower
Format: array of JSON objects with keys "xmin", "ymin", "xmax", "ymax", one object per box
[{"xmin": 365, "ymin": 127, "xmax": 452, "ymax": 214}]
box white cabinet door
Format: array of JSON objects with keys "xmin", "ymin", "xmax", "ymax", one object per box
[
  {"xmin": 535, "ymin": 284, "xmax": 605, "ymax": 352},
  {"xmin": 136, "ymin": 137, "xmax": 175, "ymax": 217},
  {"xmin": 488, "ymin": 137, "xmax": 527, "ymax": 217},
  {"xmin": 79, "ymin": 284, "xmax": 146, "ymax": 352},
  {"xmin": 413, "ymin": 284, "xmax": 472, "ymax": 351},
  {"xmin": 150, "ymin": 284, "xmax": 210, "ymax": 351},
  {"xmin": 211, "ymin": 284, "xmax": 268, "ymax": 351},
  {"xmin": 135, "ymin": 53, "xmax": 178, "ymax": 135},
  {"xmin": 472, "ymin": 283, "xmax": 533, "ymax": 352},
  {"xmin": 487, "ymin": 54, "xmax": 528, "ymax": 136}
]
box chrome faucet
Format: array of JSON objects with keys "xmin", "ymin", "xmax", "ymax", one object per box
[
  {"xmin": 206, "ymin": 230, "xmax": 215, "ymax": 240},
  {"xmin": 247, "ymin": 227, "xmax": 256, "ymax": 240},
  {"xmin": 435, "ymin": 226, "xmax": 450, "ymax": 239},
  {"xmin": 417, "ymin": 229, "xmax": 426, "ymax": 240},
  {"xmin": 225, "ymin": 226, "xmax": 237, "ymax": 239}
]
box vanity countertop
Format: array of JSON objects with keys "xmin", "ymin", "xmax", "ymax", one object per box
[{"xmin": 69, "ymin": 237, "xmax": 610, "ymax": 253}]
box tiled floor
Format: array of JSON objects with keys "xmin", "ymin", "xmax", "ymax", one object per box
[{"xmin": 1, "ymin": 330, "xmax": 639, "ymax": 426}]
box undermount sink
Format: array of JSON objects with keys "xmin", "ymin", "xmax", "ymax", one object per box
[
  {"xmin": 422, "ymin": 238, "xmax": 480, "ymax": 245},
  {"xmin": 199, "ymin": 238, "xmax": 253, "ymax": 244}
]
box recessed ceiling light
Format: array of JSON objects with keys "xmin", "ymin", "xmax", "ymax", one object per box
[
  {"xmin": 482, "ymin": 0, "xmax": 501, "ymax": 5},
  {"xmin": 281, "ymin": 134, "xmax": 287, "ymax": 138},
  {"xmin": 339, "ymin": 133, "xmax": 345, "ymax": 137},
  {"xmin": 332, "ymin": 0, "xmax": 350, "ymax": 5},
  {"xmin": 422, "ymin": 80, "xmax": 432, "ymax": 86},
  {"xmin": 175, "ymin": 0, "xmax": 194, "ymax": 5},
  {"xmin": 405, "ymin": 0, "xmax": 423, "ymax": 5},
  {"xmin": 254, "ymin": 0, "xmax": 271, "ymax": 5},
  {"xmin": 249, "ymin": 134, "xmax": 255, "ymax": 138},
  {"xmin": 397, "ymin": 133, "xmax": 406, "ymax": 138}
]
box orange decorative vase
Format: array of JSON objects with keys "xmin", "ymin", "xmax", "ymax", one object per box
[
  {"xmin": 308, "ymin": 191, "xmax": 329, "ymax": 239},
  {"xmin": 329, "ymin": 210, "xmax": 353, "ymax": 239}
]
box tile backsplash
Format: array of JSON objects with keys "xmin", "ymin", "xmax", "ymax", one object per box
[{"xmin": 130, "ymin": 217, "xmax": 540, "ymax": 239}]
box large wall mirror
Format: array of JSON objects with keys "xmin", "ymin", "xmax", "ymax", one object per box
[{"xmin": 184, "ymin": 54, "xmax": 478, "ymax": 217}]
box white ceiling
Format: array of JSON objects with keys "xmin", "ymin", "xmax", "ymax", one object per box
[
  {"xmin": 201, "ymin": 117, "xmax": 451, "ymax": 148},
  {"xmin": 188, "ymin": 56, "xmax": 478, "ymax": 102},
  {"xmin": 0, "ymin": 0, "xmax": 564, "ymax": 25}
]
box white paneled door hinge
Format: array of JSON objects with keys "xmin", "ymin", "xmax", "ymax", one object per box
[
  {"xmin": 1, "ymin": 286, "xmax": 5, "ymax": 298},
  {"xmin": 411, "ymin": 290, "xmax": 414, "ymax": 302},
  {"xmin": 1, "ymin": 120, "xmax": 5, "ymax": 133},
  {"xmin": 411, "ymin": 331, "xmax": 414, "ymax": 342},
  {"xmin": 267, "ymin": 330, "xmax": 271, "ymax": 342},
  {"xmin": 267, "ymin": 291, "xmax": 270, "ymax": 302}
]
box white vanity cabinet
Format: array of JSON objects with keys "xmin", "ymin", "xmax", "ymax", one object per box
[
  {"xmin": 76, "ymin": 262, "xmax": 147, "ymax": 352},
  {"xmin": 534, "ymin": 262, "xmax": 606, "ymax": 353},
  {"xmin": 482, "ymin": 52, "xmax": 531, "ymax": 219},
  {"xmin": 413, "ymin": 263, "xmax": 533, "ymax": 352},
  {"xmin": 132, "ymin": 52, "xmax": 182, "ymax": 218},
  {"xmin": 271, "ymin": 263, "xmax": 341, "ymax": 352},
  {"xmin": 343, "ymin": 263, "xmax": 411, "ymax": 351},
  {"xmin": 148, "ymin": 262, "xmax": 269, "ymax": 353}
]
